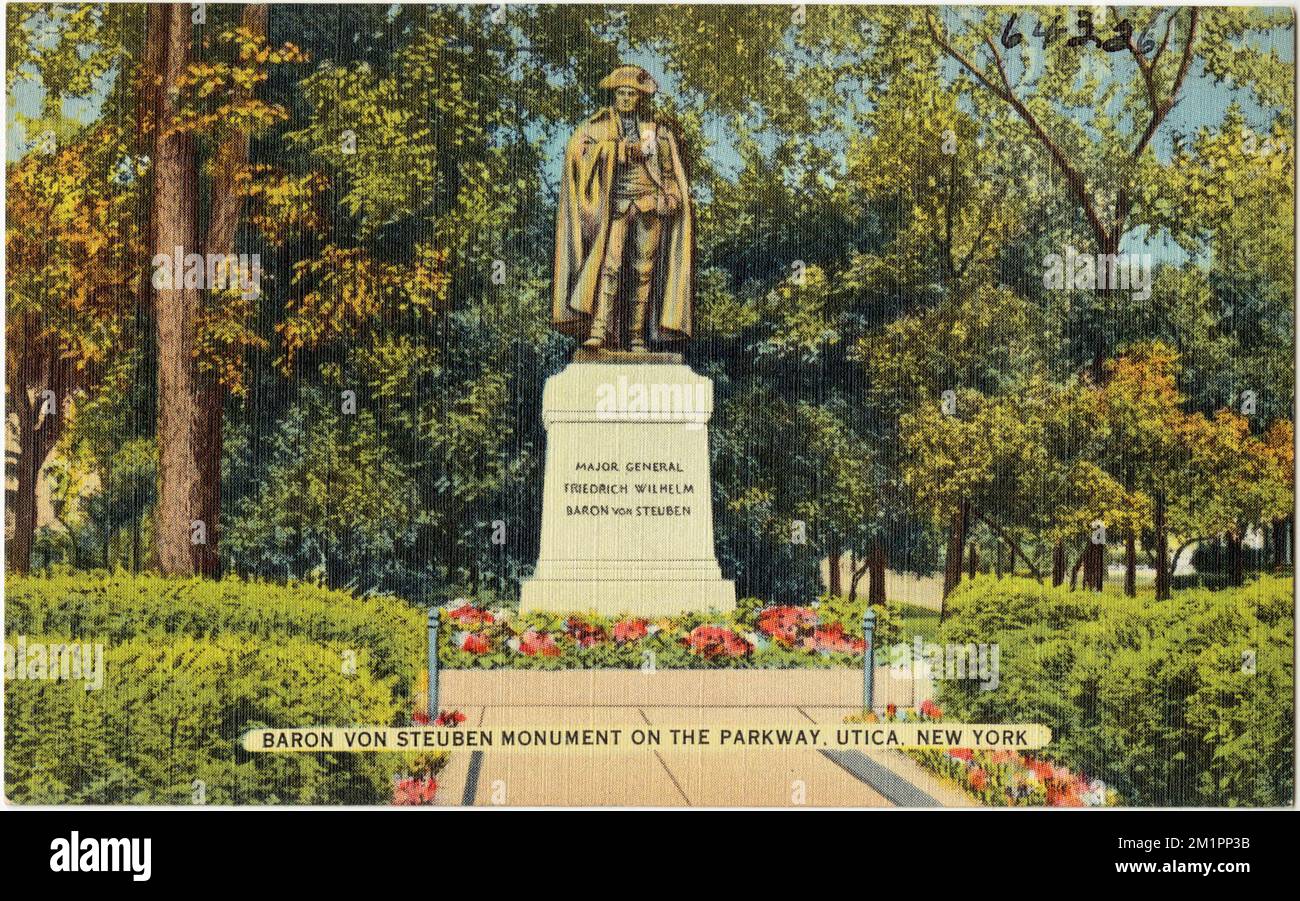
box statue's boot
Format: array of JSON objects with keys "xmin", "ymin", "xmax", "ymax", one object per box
[
  {"xmin": 628, "ymin": 301, "xmax": 649, "ymax": 352},
  {"xmin": 628, "ymin": 272, "xmax": 652, "ymax": 351},
  {"xmin": 585, "ymin": 282, "xmax": 618, "ymax": 349}
]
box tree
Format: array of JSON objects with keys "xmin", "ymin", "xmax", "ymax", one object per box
[
  {"xmin": 899, "ymin": 383, "xmax": 1054, "ymax": 612},
  {"xmin": 928, "ymin": 6, "xmax": 1292, "ymax": 379},
  {"xmin": 1089, "ymin": 342, "xmax": 1187, "ymax": 596},
  {"xmin": 5, "ymin": 3, "xmax": 144, "ymax": 572},
  {"xmin": 865, "ymin": 288, "xmax": 1044, "ymax": 598},
  {"xmin": 148, "ymin": 3, "xmax": 201, "ymax": 575},
  {"xmin": 5, "ymin": 124, "xmax": 144, "ymax": 572},
  {"xmin": 1175, "ymin": 409, "xmax": 1293, "ymax": 586},
  {"xmin": 145, "ymin": 4, "xmax": 304, "ymax": 575}
]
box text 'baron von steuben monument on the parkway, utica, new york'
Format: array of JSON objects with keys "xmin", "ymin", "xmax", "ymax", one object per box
[{"xmin": 519, "ymin": 64, "xmax": 736, "ymax": 616}]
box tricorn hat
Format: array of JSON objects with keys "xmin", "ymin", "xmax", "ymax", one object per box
[{"xmin": 599, "ymin": 64, "xmax": 658, "ymax": 95}]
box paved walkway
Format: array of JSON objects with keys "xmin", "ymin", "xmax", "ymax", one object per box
[{"xmin": 434, "ymin": 670, "xmax": 974, "ymax": 808}]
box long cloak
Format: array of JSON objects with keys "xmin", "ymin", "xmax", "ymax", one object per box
[{"xmin": 552, "ymin": 107, "xmax": 693, "ymax": 341}]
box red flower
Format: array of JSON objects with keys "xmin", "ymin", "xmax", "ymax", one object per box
[
  {"xmin": 447, "ymin": 603, "xmax": 494, "ymax": 626},
  {"xmin": 461, "ymin": 632, "xmax": 491, "ymax": 654},
  {"xmin": 683, "ymin": 625, "xmax": 752, "ymax": 658},
  {"xmin": 947, "ymin": 748, "xmax": 974, "ymax": 762},
  {"xmin": 519, "ymin": 630, "xmax": 562, "ymax": 657},
  {"xmin": 969, "ymin": 768, "xmax": 988, "ymax": 792},
  {"xmin": 565, "ymin": 617, "xmax": 608, "ymax": 648},
  {"xmin": 885, "ymin": 704, "xmax": 898, "ymax": 719},
  {"xmin": 812, "ymin": 623, "xmax": 866, "ymax": 654},
  {"xmin": 919, "ymin": 699, "xmax": 943, "ymax": 720},
  {"xmin": 434, "ymin": 710, "xmax": 467, "ymax": 727},
  {"xmin": 412, "ymin": 710, "xmax": 430, "ymax": 726},
  {"xmin": 1029, "ymin": 759, "xmax": 1056, "ymax": 781},
  {"xmin": 756, "ymin": 606, "xmax": 817, "ymax": 644},
  {"xmin": 392, "ymin": 776, "xmax": 437, "ymax": 805},
  {"xmin": 1046, "ymin": 783, "xmax": 1084, "ymax": 807},
  {"xmin": 613, "ymin": 619, "xmax": 649, "ymax": 643}
]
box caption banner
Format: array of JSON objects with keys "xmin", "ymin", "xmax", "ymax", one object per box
[{"xmin": 244, "ymin": 723, "xmax": 1052, "ymax": 753}]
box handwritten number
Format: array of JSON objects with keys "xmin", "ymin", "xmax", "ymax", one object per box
[
  {"xmin": 1033, "ymin": 16, "xmax": 1067, "ymax": 47},
  {"xmin": 1101, "ymin": 19, "xmax": 1133, "ymax": 53},
  {"xmin": 1003, "ymin": 14, "xmax": 1151, "ymax": 55},
  {"xmin": 1066, "ymin": 11, "xmax": 1101, "ymax": 48},
  {"xmin": 1000, "ymin": 14, "xmax": 1023, "ymax": 50}
]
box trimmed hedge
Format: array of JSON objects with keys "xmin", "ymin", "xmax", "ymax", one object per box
[
  {"xmin": 5, "ymin": 573, "xmax": 433, "ymax": 804},
  {"xmin": 5, "ymin": 571, "xmax": 425, "ymax": 695},
  {"xmin": 937, "ymin": 574, "xmax": 1294, "ymax": 806},
  {"xmin": 6, "ymin": 633, "xmax": 407, "ymax": 804}
]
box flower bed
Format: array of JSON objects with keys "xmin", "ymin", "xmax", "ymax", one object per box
[
  {"xmin": 846, "ymin": 702, "xmax": 1119, "ymax": 807},
  {"xmin": 439, "ymin": 598, "xmax": 896, "ymax": 669},
  {"xmin": 393, "ymin": 693, "xmax": 462, "ymax": 806}
]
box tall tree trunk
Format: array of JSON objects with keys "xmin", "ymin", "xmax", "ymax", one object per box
[
  {"xmin": 1226, "ymin": 531, "xmax": 1245, "ymax": 587},
  {"xmin": 152, "ymin": 3, "xmax": 201, "ymax": 576},
  {"xmin": 1083, "ymin": 541, "xmax": 1103, "ymax": 591},
  {"xmin": 847, "ymin": 551, "xmax": 869, "ymax": 605},
  {"xmin": 1272, "ymin": 516, "xmax": 1291, "ymax": 571},
  {"xmin": 9, "ymin": 397, "xmax": 41, "ymax": 573},
  {"xmin": 967, "ymin": 540, "xmax": 978, "ymax": 580},
  {"xmin": 1154, "ymin": 493, "xmax": 1171, "ymax": 600},
  {"xmin": 191, "ymin": 391, "xmax": 222, "ymax": 575},
  {"xmin": 827, "ymin": 535, "xmax": 842, "ymax": 598},
  {"xmin": 1051, "ymin": 540, "xmax": 1066, "ymax": 587},
  {"xmin": 1123, "ymin": 527, "xmax": 1137, "ymax": 597},
  {"xmin": 867, "ymin": 538, "xmax": 886, "ymax": 607},
  {"xmin": 941, "ymin": 499, "xmax": 968, "ymax": 602},
  {"xmin": 190, "ymin": 3, "xmax": 267, "ymax": 577}
]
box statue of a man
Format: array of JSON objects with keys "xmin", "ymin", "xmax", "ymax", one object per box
[{"xmin": 552, "ymin": 64, "xmax": 693, "ymax": 353}]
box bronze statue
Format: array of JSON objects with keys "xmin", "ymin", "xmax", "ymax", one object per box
[{"xmin": 552, "ymin": 64, "xmax": 693, "ymax": 355}]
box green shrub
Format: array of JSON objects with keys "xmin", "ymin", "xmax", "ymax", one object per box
[
  {"xmin": 5, "ymin": 571, "xmax": 425, "ymax": 696},
  {"xmin": 811, "ymin": 594, "xmax": 903, "ymax": 650},
  {"xmin": 942, "ymin": 574, "xmax": 1103, "ymax": 642},
  {"xmin": 5, "ymin": 633, "xmax": 412, "ymax": 804},
  {"xmin": 935, "ymin": 575, "xmax": 1294, "ymax": 806}
]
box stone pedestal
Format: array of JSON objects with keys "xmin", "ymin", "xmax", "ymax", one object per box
[{"xmin": 519, "ymin": 362, "xmax": 736, "ymax": 616}]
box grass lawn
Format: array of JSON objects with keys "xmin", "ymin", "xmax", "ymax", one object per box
[{"xmin": 888, "ymin": 599, "xmax": 943, "ymax": 645}]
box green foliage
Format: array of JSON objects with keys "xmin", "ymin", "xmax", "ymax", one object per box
[
  {"xmin": 812, "ymin": 593, "xmax": 902, "ymax": 649},
  {"xmin": 5, "ymin": 632, "xmax": 404, "ymax": 804},
  {"xmin": 937, "ymin": 575, "xmax": 1294, "ymax": 806},
  {"xmin": 223, "ymin": 387, "xmax": 421, "ymax": 596},
  {"xmin": 5, "ymin": 572, "xmax": 436, "ymax": 803},
  {"xmin": 5, "ymin": 572, "xmax": 425, "ymax": 696}
]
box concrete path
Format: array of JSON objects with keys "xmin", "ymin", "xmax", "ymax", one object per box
[{"xmin": 434, "ymin": 670, "xmax": 973, "ymax": 808}]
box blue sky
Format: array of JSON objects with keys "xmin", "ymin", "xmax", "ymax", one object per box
[{"xmin": 9, "ymin": 4, "xmax": 1293, "ymax": 268}]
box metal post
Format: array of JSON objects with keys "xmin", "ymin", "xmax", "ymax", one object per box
[
  {"xmin": 862, "ymin": 607, "xmax": 876, "ymax": 714},
  {"xmin": 427, "ymin": 607, "xmax": 440, "ymax": 721}
]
